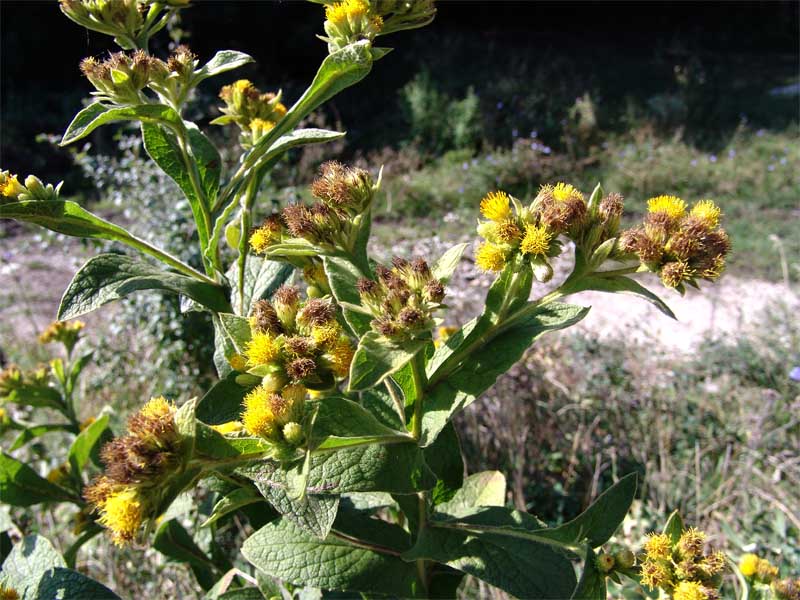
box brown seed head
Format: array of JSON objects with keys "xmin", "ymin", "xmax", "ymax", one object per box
[
  {"xmin": 251, "ymin": 300, "xmax": 284, "ymax": 336},
  {"xmin": 286, "ymin": 357, "xmax": 316, "ymax": 381},
  {"xmin": 297, "ymin": 298, "xmax": 335, "ymax": 328}
]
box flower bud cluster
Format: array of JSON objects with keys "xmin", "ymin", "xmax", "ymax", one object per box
[
  {"xmin": 0, "ymin": 363, "xmax": 51, "ymax": 397},
  {"xmin": 357, "ymin": 257, "xmax": 446, "ymax": 342},
  {"xmin": 249, "ymin": 161, "xmax": 375, "ymax": 268},
  {"xmin": 79, "ymin": 46, "xmax": 199, "ymax": 108},
  {"xmin": 38, "ymin": 320, "xmax": 85, "ymax": 354},
  {"xmin": 322, "ymin": 0, "xmax": 384, "ymax": 53},
  {"xmin": 639, "ymin": 528, "xmax": 724, "ymax": 600},
  {"xmin": 212, "ymin": 79, "xmax": 288, "ymax": 147},
  {"xmin": 618, "ymin": 196, "xmax": 730, "ymax": 292},
  {"xmin": 372, "ymin": 0, "xmax": 436, "ymax": 35},
  {"xmin": 59, "ymin": 0, "xmax": 189, "ymax": 49},
  {"xmin": 476, "ymin": 183, "xmax": 588, "ymax": 281},
  {"xmin": 84, "ymin": 396, "xmax": 184, "ymax": 546},
  {"xmin": 739, "ymin": 553, "xmax": 799, "ymax": 599},
  {"xmin": 0, "ymin": 171, "xmax": 61, "ymax": 203}
]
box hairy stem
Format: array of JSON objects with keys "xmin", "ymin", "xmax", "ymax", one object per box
[{"xmin": 409, "ymin": 351, "xmax": 430, "ymax": 594}]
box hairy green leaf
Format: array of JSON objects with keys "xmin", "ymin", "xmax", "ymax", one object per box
[
  {"xmin": 254, "ymin": 481, "xmax": 339, "ymax": 539},
  {"xmin": 193, "ymin": 50, "xmax": 254, "ymax": 82},
  {"xmin": 196, "ymin": 373, "xmax": 249, "ymax": 425},
  {"xmin": 202, "ymin": 488, "xmax": 265, "ymax": 528},
  {"xmin": 310, "ymin": 397, "xmax": 411, "ymax": 450},
  {"xmin": 424, "ymin": 422, "xmax": 465, "ymax": 506},
  {"xmin": 67, "ymin": 414, "xmax": 110, "ymax": 475},
  {"xmin": 323, "ymin": 256, "xmax": 372, "ymax": 336},
  {"xmin": 35, "ymin": 567, "xmax": 120, "ymax": 600},
  {"xmin": 571, "ymin": 547, "xmax": 607, "ymax": 600},
  {"xmin": 61, "ymin": 103, "xmax": 180, "ymax": 146},
  {"xmin": 242, "ymin": 519, "xmax": 420, "ymax": 597},
  {"xmin": 59, "ymin": 253, "xmax": 230, "ymax": 320},
  {"xmin": 432, "ymin": 243, "xmax": 468, "ymax": 284},
  {"xmin": 436, "ymin": 471, "xmax": 505, "ymax": 518},
  {"xmin": 227, "ymin": 257, "xmax": 293, "ymax": 317},
  {"xmin": 10, "ymin": 424, "xmax": 71, "ymax": 451},
  {"xmin": 154, "ymin": 519, "xmax": 217, "ymax": 590},
  {"xmin": 2, "ymin": 385, "xmax": 63, "ymax": 411},
  {"xmin": 348, "ymin": 332, "xmax": 426, "ymax": 392},
  {"xmin": 565, "ymin": 274, "xmax": 676, "ymax": 319},
  {"xmin": 1, "ymin": 535, "xmax": 65, "ymax": 598}
]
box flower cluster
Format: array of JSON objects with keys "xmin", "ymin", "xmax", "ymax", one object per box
[
  {"xmin": 59, "ymin": 0, "xmax": 189, "ymax": 49},
  {"xmin": 212, "ymin": 79, "xmax": 287, "ymax": 147},
  {"xmin": 249, "ymin": 162, "xmax": 375, "ymax": 291},
  {"xmin": 320, "ymin": 0, "xmax": 436, "ymax": 52},
  {"xmin": 476, "ymin": 184, "xmax": 591, "ymax": 281},
  {"xmin": 38, "ymin": 320, "xmax": 85, "ymax": 354},
  {"xmin": 0, "ymin": 364, "xmax": 49, "ymax": 397},
  {"xmin": 357, "ymin": 257, "xmax": 445, "ymax": 342},
  {"xmin": 639, "ymin": 528, "xmax": 725, "ymax": 599},
  {"xmin": 84, "ymin": 397, "xmax": 184, "ymax": 546},
  {"xmin": 236, "ymin": 286, "xmax": 355, "ymax": 443},
  {"xmin": 0, "ymin": 171, "xmax": 61, "ymax": 203},
  {"xmin": 619, "ymin": 196, "xmax": 730, "ymax": 292},
  {"xmin": 739, "ymin": 554, "xmax": 799, "ymax": 600},
  {"xmin": 80, "ymin": 46, "xmax": 200, "ymax": 109}
]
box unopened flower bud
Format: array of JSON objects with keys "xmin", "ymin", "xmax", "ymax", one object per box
[
  {"xmin": 282, "ymin": 421, "xmax": 304, "ymax": 446},
  {"xmin": 596, "ymin": 553, "xmax": 615, "ymax": 573},
  {"xmin": 614, "ymin": 549, "xmax": 635, "ymax": 569}
]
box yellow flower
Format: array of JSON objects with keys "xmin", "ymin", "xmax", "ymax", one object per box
[
  {"xmin": 311, "ymin": 323, "xmax": 341, "ymax": 350},
  {"xmin": 673, "ymin": 581, "xmax": 706, "ymax": 600},
  {"xmin": 434, "ymin": 325, "xmax": 458, "ymax": 348},
  {"xmin": 98, "ymin": 487, "xmax": 145, "ymax": 547},
  {"xmin": 249, "ymin": 227, "xmax": 274, "ymax": 254},
  {"xmin": 520, "ymin": 223, "xmax": 552, "ymax": 256},
  {"xmin": 660, "ymin": 260, "xmax": 694, "ymax": 288},
  {"xmin": 79, "ymin": 416, "xmax": 96, "ymax": 431},
  {"xmin": 249, "ymin": 117, "xmax": 276, "ymax": 142},
  {"xmin": 46, "ymin": 463, "xmax": 70, "ymax": 484},
  {"xmin": 326, "ymin": 0, "xmax": 369, "ymax": 25},
  {"xmin": 228, "ymin": 353, "xmax": 248, "ymax": 372},
  {"xmin": 644, "ymin": 533, "xmax": 672, "ymax": 560},
  {"xmin": 138, "ymin": 396, "xmax": 174, "ymax": 421},
  {"xmin": 690, "ymin": 199, "xmax": 721, "ymax": 228},
  {"xmin": 640, "ymin": 559, "xmax": 671, "ymax": 589},
  {"xmin": 756, "ymin": 557, "xmax": 779, "ymax": 582},
  {"xmin": 281, "ymin": 383, "xmax": 307, "ymax": 406},
  {"xmin": 328, "ymin": 339, "xmax": 355, "ymax": 378},
  {"xmin": 241, "ymin": 386, "xmax": 278, "ymax": 439},
  {"xmin": 551, "ymin": 182, "xmax": 584, "ymax": 203},
  {"xmin": 245, "ymin": 331, "xmax": 281, "ymax": 367},
  {"xmin": 475, "ymin": 242, "xmax": 507, "ymax": 272},
  {"xmin": 647, "ymin": 195, "xmax": 687, "ymax": 220},
  {"xmin": 496, "ymin": 219, "xmax": 522, "ymax": 244},
  {"xmin": 677, "ymin": 527, "xmax": 707, "ymax": 558},
  {"xmin": 0, "ymin": 171, "xmax": 26, "ymax": 199},
  {"xmin": 480, "ymin": 191, "xmax": 512, "ymax": 222},
  {"xmin": 211, "ymin": 421, "xmax": 243, "ymax": 435},
  {"xmin": 738, "ymin": 553, "xmax": 759, "ymax": 577}
]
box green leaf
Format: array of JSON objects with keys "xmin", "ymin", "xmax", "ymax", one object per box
[
  {"xmin": 424, "ymin": 422, "xmax": 465, "ymax": 506},
  {"xmin": 2, "ymin": 385, "xmax": 63, "ymax": 411},
  {"xmin": 485, "ymin": 258, "xmax": 533, "ymax": 317},
  {"xmin": 0, "ymin": 453, "xmax": 74, "ymax": 506},
  {"xmin": 202, "ymin": 488, "xmax": 264, "ymax": 528},
  {"xmin": 253, "ymin": 481, "xmax": 339, "ymax": 539},
  {"xmin": 239, "ymin": 442, "xmax": 435, "ymax": 495},
  {"xmin": 1, "ymin": 535, "xmax": 65, "ymax": 598},
  {"xmin": 404, "ymin": 517, "xmax": 576, "ymax": 599},
  {"xmin": 432, "ymin": 243, "xmax": 468, "ymax": 284},
  {"xmin": 359, "ymin": 387, "xmax": 405, "ymax": 430},
  {"xmin": 242, "ymin": 519, "xmax": 420, "ymax": 597},
  {"xmin": 323, "ymin": 256, "xmax": 372, "ymax": 336},
  {"xmin": 436, "ymin": 471, "xmax": 505, "ymax": 518},
  {"xmin": 154, "ymin": 519, "xmax": 217, "ymax": 590},
  {"xmin": 571, "ymin": 546, "xmax": 607, "ymax": 600},
  {"xmin": 332, "ymin": 504, "xmax": 411, "ymax": 552},
  {"xmin": 420, "ymin": 302, "xmax": 589, "ymax": 446},
  {"xmin": 565, "ymin": 274, "xmax": 676, "ymax": 319},
  {"xmin": 194, "ymin": 422, "xmax": 270, "ymax": 460},
  {"xmin": 662, "ymin": 509, "xmax": 685, "ymax": 544},
  {"xmin": 35, "ymin": 567, "xmax": 120, "ymax": 599},
  {"xmin": 61, "ymin": 102, "xmax": 180, "ymax": 146},
  {"xmin": 193, "ymin": 50, "xmax": 254, "ymax": 82},
  {"xmin": 217, "ymin": 312, "xmax": 253, "ymax": 356},
  {"xmin": 227, "ymin": 256, "xmax": 293, "ymax": 317},
  {"xmin": 196, "ymin": 373, "xmax": 249, "ymax": 425},
  {"xmin": 0, "ymin": 200, "xmax": 207, "ymax": 282},
  {"xmin": 67, "ymin": 414, "xmax": 110, "ymax": 475},
  {"xmin": 310, "ymin": 397, "xmax": 411, "ymax": 450},
  {"xmin": 59, "ymin": 253, "xmax": 230, "ymax": 320},
  {"xmin": 348, "ymin": 332, "xmax": 425, "ymax": 392},
  {"xmin": 532, "ymin": 473, "xmax": 637, "ymax": 548}
]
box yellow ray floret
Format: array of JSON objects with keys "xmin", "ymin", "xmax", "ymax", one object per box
[
  {"xmin": 673, "ymin": 581, "xmax": 706, "ymax": 600},
  {"xmin": 138, "ymin": 396, "xmax": 174, "ymax": 421},
  {"xmin": 326, "ymin": 0, "xmax": 369, "ymax": 25},
  {"xmin": 480, "ymin": 191, "xmax": 512, "ymax": 222},
  {"xmin": 520, "ymin": 223, "xmax": 552, "ymax": 256},
  {"xmin": 475, "ymin": 242, "xmax": 507, "ymax": 272},
  {"xmin": 312, "ymin": 323, "xmax": 341, "ymax": 350},
  {"xmin": 245, "ymin": 331, "xmax": 281, "ymax": 366},
  {"xmin": 647, "ymin": 195, "xmax": 687, "ymax": 220},
  {"xmin": 551, "ymin": 182, "xmax": 584, "ymax": 203},
  {"xmin": 643, "ymin": 533, "xmax": 672, "ymax": 560},
  {"xmin": 328, "ymin": 339, "xmax": 355, "ymax": 378},
  {"xmin": 241, "ymin": 386, "xmax": 277, "ymax": 438},
  {"xmin": 99, "ymin": 487, "xmax": 144, "ymax": 547},
  {"xmin": 690, "ymin": 199, "xmax": 721, "ymax": 228},
  {"xmin": 249, "ymin": 227, "xmax": 274, "ymax": 254}
]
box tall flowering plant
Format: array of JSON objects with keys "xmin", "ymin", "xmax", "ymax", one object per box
[{"xmin": 0, "ymin": 1, "xmax": 751, "ymax": 599}]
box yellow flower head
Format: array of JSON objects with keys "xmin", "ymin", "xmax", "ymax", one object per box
[
  {"xmin": 699, "ymin": 550, "xmax": 726, "ymax": 577},
  {"xmin": 660, "ymin": 260, "xmax": 694, "ymax": 288},
  {"xmin": 326, "ymin": 0, "xmax": 369, "ymax": 25},
  {"xmin": 673, "ymin": 581, "xmax": 707, "ymax": 600},
  {"xmin": 647, "ymin": 195, "xmax": 687, "ymax": 220},
  {"xmin": 138, "ymin": 396, "xmax": 174, "ymax": 421},
  {"xmin": 739, "ymin": 553, "xmax": 759, "ymax": 577},
  {"xmin": 690, "ymin": 199, "xmax": 722, "ymax": 229},
  {"xmin": 0, "ymin": 171, "xmax": 26, "ymax": 200},
  {"xmin": 281, "ymin": 383, "xmax": 307, "ymax": 406},
  {"xmin": 46, "ymin": 463, "xmax": 70, "ymax": 484},
  {"xmin": 520, "ymin": 223, "xmax": 552, "ymax": 256},
  {"xmin": 677, "ymin": 527, "xmax": 707, "ymax": 558},
  {"xmin": 434, "ymin": 325, "xmax": 458, "ymax": 348},
  {"xmin": 242, "ymin": 386, "xmax": 278, "ymax": 439},
  {"xmin": 480, "ymin": 191, "xmax": 512, "ymax": 222},
  {"xmin": 249, "ymin": 218, "xmax": 283, "ymax": 254},
  {"xmin": 249, "ymin": 117, "xmax": 276, "ymax": 141},
  {"xmin": 211, "ymin": 421, "xmax": 243, "ymax": 435},
  {"xmin": 756, "ymin": 557, "xmax": 779, "ymax": 582},
  {"xmin": 496, "ymin": 219, "xmax": 522, "ymax": 244},
  {"xmin": 640, "ymin": 559, "xmax": 672, "ymax": 589},
  {"xmin": 38, "ymin": 319, "xmax": 85, "ymax": 346},
  {"xmin": 311, "ymin": 323, "xmax": 342, "ymax": 350},
  {"xmin": 98, "ymin": 487, "xmax": 145, "ymax": 546},
  {"xmin": 0, "ymin": 585, "xmax": 19, "ymax": 600},
  {"xmin": 328, "ymin": 339, "xmax": 355, "ymax": 378},
  {"xmin": 551, "ymin": 182, "xmax": 584, "ymax": 203},
  {"xmin": 245, "ymin": 331, "xmax": 281, "ymax": 367},
  {"xmin": 475, "ymin": 242, "xmax": 507, "ymax": 272},
  {"xmin": 644, "ymin": 533, "xmax": 673, "ymax": 560},
  {"xmin": 228, "ymin": 353, "xmax": 248, "ymax": 372},
  {"xmin": 233, "ymin": 79, "xmax": 254, "ymax": 95}
]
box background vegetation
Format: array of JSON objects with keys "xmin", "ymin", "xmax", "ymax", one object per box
[{"xmin": 1, "ymin": 1, "xmax": 798, "ymax": 597}]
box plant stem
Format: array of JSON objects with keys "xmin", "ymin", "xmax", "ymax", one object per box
[{"xmin": 409, "ymin": 351, "xmax": 430, "ymax": 595}]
